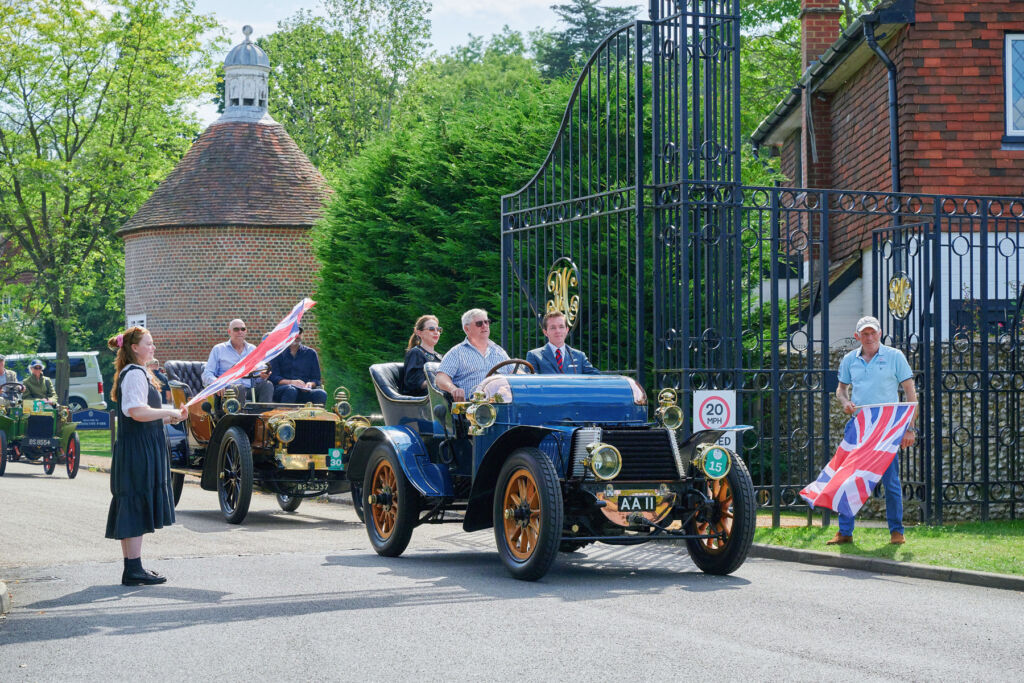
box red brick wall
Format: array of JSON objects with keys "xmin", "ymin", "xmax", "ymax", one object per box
[
  {"xmin": 780, "ymin": 132, "xmax": 800, "ymax": 185},
  {"xmin": 900, "ymin": 0, "xmax": 1024, "ymax": 197},
  {"xmin": 123, "ymin": 226, "xmax": 320, "ymax": 362}
]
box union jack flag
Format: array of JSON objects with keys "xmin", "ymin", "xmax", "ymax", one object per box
[
  {"xmin": 800, "ymin": 403, "xmax": 917, "ymax": 517},
  {"xmin": 185, "ymin": 298, "xmax": 316, "ymax": 408}
]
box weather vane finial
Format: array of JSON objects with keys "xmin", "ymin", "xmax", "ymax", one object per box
[{"xmin": 242, "ymin": 25, "xmax": 253, "ymax": 42}]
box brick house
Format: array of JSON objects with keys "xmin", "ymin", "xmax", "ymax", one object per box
[
  {"xmin": 119, "ymin": 27, "xmax": 330, "ymax": 361},
  {"xmin": 750, "ymin": 0, "xmax": 1024, "ymax": 340}
]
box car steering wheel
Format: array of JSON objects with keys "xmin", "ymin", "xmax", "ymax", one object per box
[
  {"xmin": 2, "ymin": 382, "xmax": 25, "ymax": 395},
  {"xmin": 485, "ymin": 359, "xmax": 535, "ymax": 377}
]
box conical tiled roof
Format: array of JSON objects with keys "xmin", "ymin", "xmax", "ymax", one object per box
[{"xmin": 119, "ymin": 120, "xmax": 330, "ymax": 233}]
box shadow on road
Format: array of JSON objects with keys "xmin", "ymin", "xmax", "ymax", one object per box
[{"xmin": 169, "ymin": 507, "xmax": 360, "ymax": 534}]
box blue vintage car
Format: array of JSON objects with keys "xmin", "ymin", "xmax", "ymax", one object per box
[{"xmin": 348, "ymin": 360, "xmax": 755, "ymax": 581}]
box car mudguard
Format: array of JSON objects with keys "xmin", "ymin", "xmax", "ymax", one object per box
[
  {"xmin": 463, "ymin": 425, "xmax": 574, "ymax": 533},
  {"xmin": 59, "ymin": 422, "xmax": 76, "ymax": 450},
  {"xmin": 347, "ymin": 425, "xmax": 453, "ymax": 498}
]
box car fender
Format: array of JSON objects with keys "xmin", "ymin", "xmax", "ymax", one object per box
[
  {"xmin": 463, "ymin": 425, "xmax": 573, "ymax": 533},
  {"xmin": 199, "ymin": 415, "xmax": 259, "ymax": 490},
  {"xmin": 59, "ymin": 422, "xmax": 76, "ymax": 450},
  {"xmin": 347, "ymin": 425, "xmax": 453, "ymax": 498}
]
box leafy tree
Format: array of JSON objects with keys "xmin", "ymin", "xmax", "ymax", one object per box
[
  {"xmin": 0, "ymin": 0, "xmax": 220, "ymax": 401},
  {"xmin": 315, "ymin": 49, "xmax": 574, "ymax": 408},
  {"xmin": 533, "ymin": 0, "xmax": 638, "ymax": 78},
  {"xmin": 256, "ymin": 0, "xmax": 430, "ymax": 177}
]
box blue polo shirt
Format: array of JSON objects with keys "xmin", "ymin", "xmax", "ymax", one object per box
[{"xmin": 837, "ymin": 344, "xmax": 913, "ymax": 406}]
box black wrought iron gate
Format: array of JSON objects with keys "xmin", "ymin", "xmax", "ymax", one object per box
[{"xmin": 501, "ymin": 1, "xmax": 1024, "ymax": 523}]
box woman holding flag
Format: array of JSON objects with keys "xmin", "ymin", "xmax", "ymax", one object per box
[{"xmin": 105, "ymin": 327, "xmax": 188, "ymax": 586}]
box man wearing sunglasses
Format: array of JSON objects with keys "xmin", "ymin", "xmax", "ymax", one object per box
[
  {"xmin": 526, "ymin": 311, "xmax": 600, "ymax": 375},
  {"xmin": 435, "ymin": 308, "xmax": 512, "ymax": 401},
  {"xmin": 202, "ymin": 318, "xmax": 274, "ymax": 404}
]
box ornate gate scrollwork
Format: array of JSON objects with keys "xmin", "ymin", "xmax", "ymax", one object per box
[{"xmin": 546, "ymin": 258, "xmax": 580, "ymax": 330}]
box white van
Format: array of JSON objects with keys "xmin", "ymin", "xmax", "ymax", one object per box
[{"xmin": 5, "ymin": 352, "xmax": 107, "ymax": 411}]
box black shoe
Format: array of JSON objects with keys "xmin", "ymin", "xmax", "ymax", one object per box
[{"xmin": 122, "ymin": 568, "xmax": 167, "ymax": 586}]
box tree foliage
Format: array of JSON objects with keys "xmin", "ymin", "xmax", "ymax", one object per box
[
  {"xmin": 0, "ymin": 0, "xmax": 219, "ymax": 399},
  {"xmin": 315, "ymin": 47, "xmax": 574, "ymax": 408},
  {"xmin": 533, "ymin": 0, "xmax": 638, "ymax": 78},
  {"xmin": 255, "ymin": 0, "xmax": 430, "ymax": 178}
]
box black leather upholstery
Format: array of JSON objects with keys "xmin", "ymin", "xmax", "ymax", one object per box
[
  {"xmin": 164, "ymin": 360, "xmax": 205, "ymax": 397},
  {"xmin": 369, "ymin": 362, "xmax": 429, "ymax": 426}
]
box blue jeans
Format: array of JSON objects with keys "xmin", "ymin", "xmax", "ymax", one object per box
[
  {"xmin": 274, "ymin": 384, "xmax": 327, "ymax": 405},
  {"xmin": 838, "ymin": 455, "xmax": 904, "ymax": 536}
]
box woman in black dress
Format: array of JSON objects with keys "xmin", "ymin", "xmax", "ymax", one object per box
[
  {"xmin": 401, "ymin": 314, "xmax": 444, "ymax": 396},
  {"xmin": 105, "ymin": 327, "xmax": 187, "ymax": 586}
]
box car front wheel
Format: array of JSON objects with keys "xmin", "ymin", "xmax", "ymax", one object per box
[
  {"xmin": 276, "ymin": 493, "xmax": 302, "ymax": 512},
  {"xmin": 493, "ymin": 447, "xmax": 563, "ymax": 581},
  {"xmin": 65, "ymin": 433, "xmax": 80, "ymax": 479},
  {"xmin": 684, "ymin": 452, "xmax": 756, "ymax": 575},
  {"xmin": 43, "ymin": 452, "xmax": 56, "ymax": 475},
  {"xmin": 217, "ymin": 427, "xmax": 254, "ymax": 524},
  {"xmin": 363, "ymin": 445, "xmax": 418, "ymax": 557}
]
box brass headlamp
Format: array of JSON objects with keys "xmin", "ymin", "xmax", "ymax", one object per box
[
  {"xmin": 333, "ymin": 387, "xmax": 352, "ymax": 418},
  {"xmin": 453, "ymin": 391, "xmax": 498, "ymax": 436},
  {"xmin": 270, "ymin": 417, "xmax": 296, "ymax": 444},
  {"xmin": 655, "ymin": 387, "xmax": 683, "ymax": 430},
  {"xmin": 222, "ymin": 387, "xmax": 241, "ymax": 415},
  {"xmin": 583, "ymin": 442, "xmax": 622, "ymax": 481}
]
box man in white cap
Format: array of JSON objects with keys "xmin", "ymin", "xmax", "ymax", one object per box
[{"xmin": 829, "ymin": 315, "xmax": 918, "ymax": 546}]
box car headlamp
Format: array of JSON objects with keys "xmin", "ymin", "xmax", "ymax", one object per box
[
  {"xmin": 222, "ymin": 387, "xmax": 240, "ymax": 415},
  {"xmin": 694, "ymin": 445, "xmax": 732, "ymax": 480},
  {"xmin": 333, "ymin": 387, "xmax": 352, "ymax": 418},
  {"xmin": 584, "ymin": 442, "xmax": 622, "ymax": 481},
  {"xmin": 273, "ymin": 419, "xmax": 296, "ymax": 444},
  {"xmin": 466, "ymin": 402, "xmax": 497, "ymax": 430},
  {"xmin": 655, "ymin": 387, "xmax": 682, "ymax": 430},
  {"xmin": 344, "ymin": 415, "xmax": 371, "ymax": 440}
]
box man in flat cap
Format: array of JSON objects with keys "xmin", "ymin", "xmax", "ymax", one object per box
[{"xmin": 830, "ymin": 315, "xmax": 918, "ymax": 546}]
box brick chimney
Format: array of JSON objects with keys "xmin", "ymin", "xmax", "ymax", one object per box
[{"xmin": 799, "ymin": 0, "xmax": 843, "ymax": 188}]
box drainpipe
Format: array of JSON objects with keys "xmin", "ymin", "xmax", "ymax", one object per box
[{"xmin": 863, "ymin": 17, "xmax": 900, "ymax": 195}]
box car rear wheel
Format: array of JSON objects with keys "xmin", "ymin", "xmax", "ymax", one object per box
[
  {"xmin": 171, "ymin": 473, "xmax": 185, "ymax": 506},
  {"xmin": 65, "ymin": 433, "xmax": 80, "ymax": 479},
  {"xmin": 217, "ymin": 427, "xmax": 253, "ymax": 524},
  {"xmin": 276, "ymin": 493, "xmax": 302, "ymax": 512},
  {"xmin": 684, "ymin": 452, "xmax": 756, "ymax": 575},
  {"xmin": 493, "ymin": 448, "xmax": 563, "ymax": 581},
  {"xmin": 0, "ymin": 432, "xmax": 7, "ymax": 476},
  {"xmin": 363, "ymin": 445, "xmax": 418, "ymax": 557},
  {"xmin": 43, "ymin": 452, "xmax": 56, "ymax": 475}
]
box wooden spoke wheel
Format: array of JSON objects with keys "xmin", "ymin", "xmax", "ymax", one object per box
[
  {"xmin": 217, "ymin": 426, "xmax": 253, "ymax": 525},
  {"xmin": 64, "ymin": 433, "xmax": 80, "ymax": 479},
  {"xmin": 363, "ymin": 445, "xmax": 418, "ymax": 557},
  {"xmin": 685, "ymin": 452, "xmax": 756, "ymax": 575},
  {"xmin": 42, "ymin": 452, "xmax": 56, "ymax": 475},
  {"xmin": 492, "ymin": 447, "xmax": 562, "ymax": 581}
]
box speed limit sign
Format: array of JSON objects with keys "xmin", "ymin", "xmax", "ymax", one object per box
[{"xmin": 693, "ymin": 390, "xmax": 737, "ymax": 450}]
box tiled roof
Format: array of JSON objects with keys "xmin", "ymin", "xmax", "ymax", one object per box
[{"xmin": 119, "ymin": 121, "xmax": 330, "ymax": 234}]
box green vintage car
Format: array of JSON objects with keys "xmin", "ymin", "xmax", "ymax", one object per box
[{"xmin": 0, "ymin": 382, "xmax": 81, "ymax": 478}]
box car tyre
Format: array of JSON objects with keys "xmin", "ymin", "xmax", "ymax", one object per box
[
  {"xmin": 493, "ymin": 447, "xmax": 563, "ymax": 581},
  {"xmin": 276, "ymin": 493, "xmax": 302, "ymax": 512},
  {"xmin": 43, "ymin": 452, "xmax": 56, "ymax": 475},
  {"xmin": 171, "ymin": 473, "xmax": 185, "ymax": 507},
  {"xmin": 363, "ymin": 445, "xmax": 418, "ymax": 557},
  {"xmin": 684, "ymin": 451, "xmax": 756, "ymax": 575},
  {"xmin": 217, "ymin": 426, "xmax": 254, "ymax": 524},
  {"xmin": 67, "ymin": 397, "xmax": 87, "ymax": 413},
  {"xmin": 0, "ymin": 432, "xmax": 7, "ymax": 476},
  {"xmin": 65, "ymin": 433, "xmax": 80, "ymax": 479},
  {"xmin": 350, "ymin": 481, "xmax": 365, "ymax": 522}
]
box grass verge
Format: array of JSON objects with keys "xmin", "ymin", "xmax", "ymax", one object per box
[
  {"xmin": 754, "ymin": 519, "xmax": 1024, "ymax": 576},
  {"xmin": 78, "ymin": 429, "xmax": 112, "ymax": 458}
]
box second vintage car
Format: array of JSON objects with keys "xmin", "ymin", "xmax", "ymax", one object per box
[
  {"xmin": 352, "ymin": 360, "xmax": 755, "ymax": 581},
  {"xmin": 0, "ymin": 382, "xmax": 81, "ymax": 479},
  {"xmin": 163, "ymin": 361, "xmax": 369, "ymax": 524}
]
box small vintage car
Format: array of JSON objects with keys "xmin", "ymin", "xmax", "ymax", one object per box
[
  {"xmin": 163, "ymin": 360, "xmax": 369, "ymax": 524},
  {"xmin": 0, "ymin": 382, "xmax": 81, "ymax": 479},
  {"xmin": 351, "ymin": 360, "xmax": 755, "ymax": 581}
]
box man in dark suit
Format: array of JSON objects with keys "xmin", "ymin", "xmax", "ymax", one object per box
[{"xmin": 526, "ymin": 311, "xmax": 600, "ymax": 375}]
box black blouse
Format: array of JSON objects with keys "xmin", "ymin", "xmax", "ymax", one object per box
[{"xmin": 402, "ymin": 345, "xmax": 443, "ymax": 396}]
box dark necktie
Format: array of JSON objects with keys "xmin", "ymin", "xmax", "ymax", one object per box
[{"xmin": 555, "ymin": 347, "xmax": 563, "ymax": 373}]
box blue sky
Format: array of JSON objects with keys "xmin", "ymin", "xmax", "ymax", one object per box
[{"xmin": 193, "ymin": 0, "xmax": 643, "ymax": 124}]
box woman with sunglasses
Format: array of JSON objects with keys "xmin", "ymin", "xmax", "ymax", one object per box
[{"xmin": 401, "ymin": 315, "xmax": 444, "ymax": 396}]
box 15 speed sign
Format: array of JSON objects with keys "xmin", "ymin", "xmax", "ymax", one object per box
[{"xmin": 693, "ymin": 390, "xmax": 737, "ymax": 450}]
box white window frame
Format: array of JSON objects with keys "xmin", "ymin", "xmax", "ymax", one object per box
[{"xmin": 1005, "ymin": 34, "xmax": 1024, "ymax": 137}]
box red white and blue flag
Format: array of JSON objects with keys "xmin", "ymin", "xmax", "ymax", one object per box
[
  {"xmin": 800, "ymin": 403, "xmax": 917, "ymax": 517},
  {"xmin": 185, "ymin": 298, "xmax": 316, "ymax": 408}
]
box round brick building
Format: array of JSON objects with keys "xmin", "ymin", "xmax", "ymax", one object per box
[{"xmin": 119, "ymin": 27, "xmax": 329, "ymax": 361}]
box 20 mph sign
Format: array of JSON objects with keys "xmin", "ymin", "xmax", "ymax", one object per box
[{"xmin": 693, "ymin": 390, "xmax": 737, "ymax": 450}]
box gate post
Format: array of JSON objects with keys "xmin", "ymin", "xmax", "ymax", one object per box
[
  {"xmin": 770, "ymin": 186, "xmax": 781, "ymax": 527},
  {"xmin": 931, "ymin": 201, "xmax": 943, "ymax": 525}
]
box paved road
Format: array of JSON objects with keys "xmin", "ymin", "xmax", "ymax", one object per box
[{"xmin": 2, "ymin": 459, "xmax": 1022, "ymax": 681}]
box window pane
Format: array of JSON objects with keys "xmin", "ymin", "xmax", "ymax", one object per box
[{"xmin": 1013, "ymin": 39, "xmax": 1024, "ymax": 132}]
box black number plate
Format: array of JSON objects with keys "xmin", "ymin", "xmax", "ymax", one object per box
[
  {"xmin": 617, "ymin": 495, "xmax": 656, "ymax": 512},
  {"xmin": 27, "ymin": 438, "xmax": 53, "ymax": 448}
]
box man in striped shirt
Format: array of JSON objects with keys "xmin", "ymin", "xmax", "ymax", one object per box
[{"xmin": 436, "ymin": 308, "xmax": 513, "ymax": 401}]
